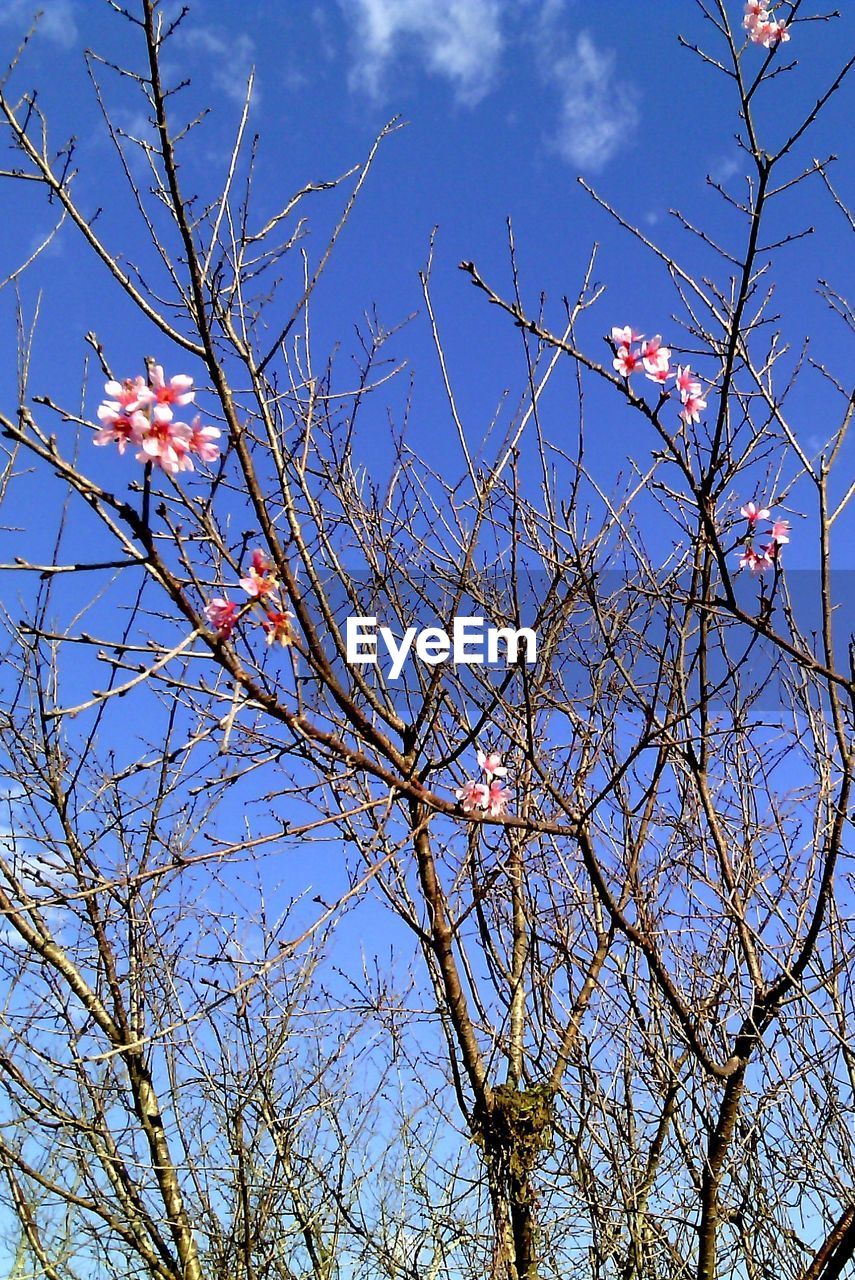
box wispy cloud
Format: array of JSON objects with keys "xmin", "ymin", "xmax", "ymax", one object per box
[
  {"xmin": 180, "ymin": 28, "xmax": 260, "ymax": 109},
  {"xmin": 0, "ymin": 0, "xmax": 77, "ymax": 49},
  {"xmin": 545, "ymin": 31, "xmax": 638, "ymax": 172},
  {"xmin": 708, "ymin": 153, "xmax": 741, "ymax": 185},
  {"xmin": 343, "ymin": 0, "xmax": 505, "ymax": 105},
  {"xmin": 340, "ymin": 0, "xmax": 639, "ymax": 168}
]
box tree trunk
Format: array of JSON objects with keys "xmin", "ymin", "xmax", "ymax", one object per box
[{"xmin": 480, "ymin": 1084, "xmax": 553, "ymax": 1280}]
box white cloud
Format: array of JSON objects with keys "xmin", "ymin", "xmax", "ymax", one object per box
[
  {"xmin": 181, "ymin": 28, "xmax": 260, "ymax": 109},
  {"xmin": 344, "ymin": 0, "xmax": 505, "ymax": 105},
  {"xmin": 0, "ymin": 0, "xmax": 77, "ymax": 48},
  {"xmin": 545, "ymin": 31, "xmax": 638, "ymax": 172},
  {"xmin": 709, "ymin": 154, "xmax": 741, "ymax": 185}
]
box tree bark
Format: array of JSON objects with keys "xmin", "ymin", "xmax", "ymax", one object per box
[{"xmin": 799, "ymin": 1204, "xmax": 855, "ymax": 1280}]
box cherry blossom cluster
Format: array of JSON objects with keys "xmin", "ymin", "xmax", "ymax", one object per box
[
  {"xmin": 611, "ymin": 326, "xmax": 708, "ymax": 425},
  {"xmin": 744, "ymin": 1, "xmax": 790, "ymax": 47},
  {"xmin": 94, "ymin": 366, "xmax": 221, "ymax": 474},
  {"xmin": 205, "ymin": 549, "xmax": 294, "ymax": 647},
  {"xmin": 455, "ymin": 750, "xmax": 511, "ymax": 818},
  {"xmin": 737, "ymin": 501, "xmax": 791, "ymax": 573}
]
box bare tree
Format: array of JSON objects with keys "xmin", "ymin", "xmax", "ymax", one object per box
[{"xmin": 0, "ymin": 2, "xmax": 852, "ymax": 1279}]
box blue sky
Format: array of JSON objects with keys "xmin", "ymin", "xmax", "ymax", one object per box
[
  {"xmin": 0, "ymin": 0, "xmax": 851, "ymax": 873},
  {"xmin": 0, "ymin": 2, "xmax": 849, "ymax": 859},
  {"xmin": 0, "ymin": 0, "xmax": 851, "ymax": 575},
  {"xmin": 0, "ymin": 1, "xmax": 850, "ymax": 766}
]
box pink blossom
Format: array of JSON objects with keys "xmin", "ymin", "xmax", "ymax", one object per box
[
  {"xmin": 205, "ymin": 597, "xmax": 238, "ymax": 639},
  {"xmin": 754, "ymin": 18, "xmax": 789, "ymax": 46},
  {"xmin": 614, "ymin": 346, "xmax": 644, "ymax": 377},
  {"xmin": 769, "ymin": 519, "xmax": 790, "ymax": 545},
  {"xmin": 484, "ymin": 780, "xmax": 511, "ymax": 817},
  {"xmin": 455, "ymin": 779, "xmax": 489, "ymax": 813},
  {"xmin": 743, "ymin": 0, "xmax": 767, "ymax": 26},
  {"xmin": 641, "ymin": 336, "xmax": 671, "ymax": 376},
  {"xmin": 677, "ymin": 364, "xmax": 707, "ymax": 422},
  {"xmin": 262, "ymin": 610, "xmax": 294, "ymax": 648},
  {"xmin": 92, "ymin": 365, "xmax": 205, "ymax": 476},
  {"xmin": 103, "ymin": 376, "xmax": 150, "ymax": 412},
  {"xmin": 745, "ymin": 6, "xmax": 790, "ymax": 47},
  {"xmin": 135, "ymin": 406, "xmax": 193, "ymax": 473},
  {"xmin": 239, "ymin": 549, "xmax": 277, "ymax": 599},
  {"xmin": 740, "ymin": 501, "xmax": 771, "ymax": 525},
  {"xmin": 738, "ymin": 545, "xmax": 772, "ymax": 574},
  {"xmin": 94, "ymin": 406, "xmax": 147, "ymax": 454},
  {"xmin": 611, "ymin": 325, "xmax": 644, "ymax": 347},
  {"xmin": 680, "ymin": 392, "xmax": 708, "ymax": 424},
  {"xmin": 675, "ymin": 365, "xmax": 700, "ymax": 396},
  {"xmin": 646, "ymin": 365, "xmax": 672, "ymax": 388},
  {"xmin": 188, "ymin": 417, "xmax": 222, "ymax": 463},
  {"xmin": 477, "ymin": 749, "xmax": 508, "ymax": 779},
  {"xmin": 148, "ymin": 366, "xmax": 195, "ymax": 407},
  {"xmin": 770, "ymin": 19, "xmax": 790, "ymax": 45}
]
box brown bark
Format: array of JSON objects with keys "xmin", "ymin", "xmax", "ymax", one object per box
[
  {"xmin": 697, "ymin": 1066, "xmax": 748, "ymax": 1280},
  {"xmin": 799, "ymin": 1205, "xmax": 855, "ymax": 1280}
]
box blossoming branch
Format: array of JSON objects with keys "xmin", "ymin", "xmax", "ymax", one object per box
[
  {"xmin": 205, "ymin": 549, "xmax": 295, "ymax": 648},
  {"xmin": 610, "ymin": 326, "xmax": 708, "ymax": 424},
  {"xmin": 455, "ymin": 750, "xmax": 511, "ymax": 817},
  {"xmin": 743, "ymin": 1, "xmax": 791, "ymax": 48},
  {"xmin": 94, "ymin": 366, "xmax": 221, "ymax": 474},
  {"xmin": 737, "ymin": 502, "xmax": 792, "ymax": 573}
]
